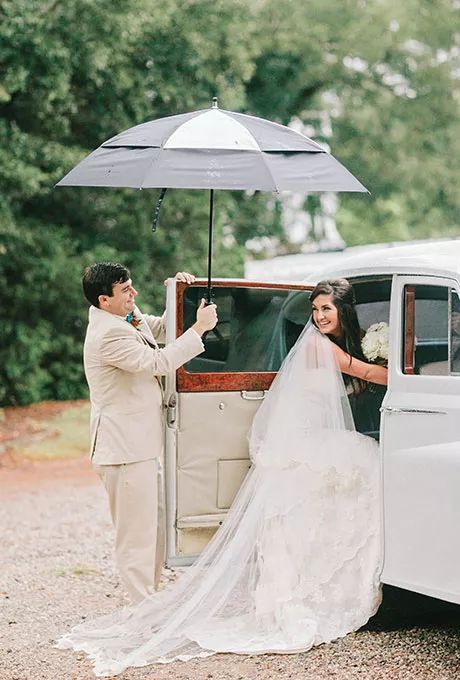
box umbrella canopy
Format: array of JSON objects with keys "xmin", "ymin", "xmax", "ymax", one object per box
[
  {"xmin": 57, "ymin": 103, "xmax": 367, "ymax": 193},
  {"xmin": 57, "ymin": 99, "xmax": 368, "ymax": 301}
]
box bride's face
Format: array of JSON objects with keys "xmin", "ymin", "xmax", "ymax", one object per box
[{"xmin": 311, "ymin": 293, "xmax": 341, "ymax": 337}]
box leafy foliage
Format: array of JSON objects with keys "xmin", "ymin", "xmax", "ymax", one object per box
[{"xmin": 1, "ymin": 0, "xmax": 460, "ymax": 403}]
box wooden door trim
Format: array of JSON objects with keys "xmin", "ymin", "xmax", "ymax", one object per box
[
  {"xmin": 176, "ymin": 280, "xmax": 313, "ymax": 393},
  {"xmin": 404, "ymin": 285, "xmax": 416, "ymax": 375}
]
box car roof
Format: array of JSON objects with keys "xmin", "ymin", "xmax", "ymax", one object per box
[{"xmin": 315, "ymin": 239, "xmax": 460, "ymax": 281}]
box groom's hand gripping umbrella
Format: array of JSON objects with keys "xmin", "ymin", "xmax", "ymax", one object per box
[{"xmin": 57, "ymin": 97, "xmax": 368, "ymax": 302}]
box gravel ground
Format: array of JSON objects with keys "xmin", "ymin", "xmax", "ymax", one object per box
[{"xmin": 2, "ymin": 461, "xmax": 460, "ymax": 680}]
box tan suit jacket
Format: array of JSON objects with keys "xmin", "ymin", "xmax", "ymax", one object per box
[{"xmin": 84, "ymin": 304, "xmax": 203, "ymax": 465}]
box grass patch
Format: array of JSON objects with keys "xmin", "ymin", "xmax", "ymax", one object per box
[
  {"xmin": 11, "ymin": 402, "xmax": 90, "ymax": 461},
  {"xmin": 56, "ymin": 565, "xmax": 102, "ymax": 578}
]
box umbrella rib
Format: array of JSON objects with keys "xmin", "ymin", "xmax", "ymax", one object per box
[
  {"xmin": 139, "ymin": 148, "xmax": 164, "ymax": 190},
  {"xmin": 261, "ymin": 151, "xmax": 282, "ymax": 192},
  {"xmin": 103, "ymin": 144, "xmax": 161, "ymax": 149}
]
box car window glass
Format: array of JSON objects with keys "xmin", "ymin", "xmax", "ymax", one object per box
[
  {"xmin": 403, "ymin": 284, "xmax": 451, "ymax": 376},
  {"xmin": 182, "ymin": 286, "xmax": 311, "ymax": 373},
  {"xmin": 355, "ymin": 300, "xmax": 390, "ymax": 330},
  {"xmin": 348, "ymin": 277, "xmax": 392, "ymax": 331},
  {"xmin": 450, "ymin": 289, "xmax": 460, "ymax": 375}
]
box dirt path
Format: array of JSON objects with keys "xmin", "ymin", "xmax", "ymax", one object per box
[{"xmin": 2, "ymin": 406, "xmax": 460, "ymax": 679}]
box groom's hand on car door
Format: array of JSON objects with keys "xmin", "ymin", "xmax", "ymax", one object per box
[{"xmin": 164, "ymin": 271, "xmax": 196, "ymax": 286}]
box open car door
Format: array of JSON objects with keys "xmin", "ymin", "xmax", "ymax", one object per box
[
  {"xmin": 164, "ymin": 278, "xmax": 313, "ymax": 565},
  {"xmin": 381, "ymin": 275, "xmax": 460, "ymax": 603}
]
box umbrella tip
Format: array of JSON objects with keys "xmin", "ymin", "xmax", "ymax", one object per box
[{"xmin": 212, "ymin": 96, "xmax": 218, "ymax": 109}]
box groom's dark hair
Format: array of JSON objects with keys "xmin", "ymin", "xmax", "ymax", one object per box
[{"xmin": 82, "ymin": 262, "xmax": 130, "ymax": 307}]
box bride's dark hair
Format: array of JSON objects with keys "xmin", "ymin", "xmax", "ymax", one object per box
[{"xmin": 310, "ymin": 279, "xmax": 367, "ymax": 389}]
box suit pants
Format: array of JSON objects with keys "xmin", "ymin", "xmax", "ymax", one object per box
[{"xmin": 94, "ymin": 458, "xmax": 165, "ymax": 604}]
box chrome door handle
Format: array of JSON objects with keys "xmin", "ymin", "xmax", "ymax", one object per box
[
  {"xmin": 241, "ymin": 390, "xmax": 266, "ymax": 401},
  {"xmin": 166, "ymin": 394, "xmax": 177, "ymax": 426},
  {"xmin": 381, "ymin": 406, "xmax": 447, "ymax": 415}
]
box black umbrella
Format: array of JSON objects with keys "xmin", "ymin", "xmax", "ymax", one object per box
[{"xmin": 57, "ymin": 98, "xmax": 368, "ymax": 301}]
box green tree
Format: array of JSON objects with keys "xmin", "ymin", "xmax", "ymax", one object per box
[
  {"xmin": 0, "ymin": 0, "xmax": 259, "ymax": 404},
  {"xmin": 2, "ymin": 0, "xmax": 460, "ymax": 404}
]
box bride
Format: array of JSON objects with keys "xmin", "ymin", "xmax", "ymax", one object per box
[{"xmin": 57, "ymin": 278, "xmax": 388, "ymax": 677}]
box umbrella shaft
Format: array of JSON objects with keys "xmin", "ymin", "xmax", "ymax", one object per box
[{"xmin": 206, "ymin": 189, "xmax": 214, "ymax": 303}]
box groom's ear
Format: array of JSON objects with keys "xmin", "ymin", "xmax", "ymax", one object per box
[{"xmin": 98, "ymin": 294, "xmax": 109, "ymax": 309}]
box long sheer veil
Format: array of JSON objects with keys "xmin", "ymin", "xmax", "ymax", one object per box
[
  {"xmin": 56, "ymin": 324, "xmax": 381, "ymax": 677},
  {"xmin": 249, "ymin": 322, "xmax": 355, "ymax": 469}
]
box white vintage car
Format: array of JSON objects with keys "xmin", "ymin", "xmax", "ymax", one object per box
[{"xmin": 163, "ymin": 239, "xmax": 460, "ymax": 606}]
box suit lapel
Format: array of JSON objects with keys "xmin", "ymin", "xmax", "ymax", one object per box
[
  {"xmin": 133, "ymin": 312, "xmax": 163, "ymax": 394},
  {"xmin": 134, "ymin": 309, "xmax": 159, "ymax": 348}
]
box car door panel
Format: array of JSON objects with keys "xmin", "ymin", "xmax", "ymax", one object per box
[
  {"xmin": 176, "ymin": 390, "xmax": 260, "ymax": 522},
  {"xmin": 165, "ymin": 280, "xmax": 312, "ymax": 564},
  {"xmin": 381, "ymin": 275, "xmax": 460, "ymax": 603},
  {"xmin": 383, "ymin": 437, "xmax": 460, "ymax": 601}
]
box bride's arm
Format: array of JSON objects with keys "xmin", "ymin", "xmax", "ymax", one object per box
[{"xmin": 330, "ymin": 342, "xmax": 388, "ymax": 385}]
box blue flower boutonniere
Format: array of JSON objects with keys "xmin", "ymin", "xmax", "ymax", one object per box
[{"xmin": 125, "ymin": 311, "xmax": 142, "ymax": 328}]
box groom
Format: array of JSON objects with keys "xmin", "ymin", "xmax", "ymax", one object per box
[{"xmin": 82, "ymin": 262, "xmax": 217, "ymax": 603}]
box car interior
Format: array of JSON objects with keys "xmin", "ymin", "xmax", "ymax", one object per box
[{"xmin": 182, "ymin": 277, "xmax": 392, "ymax": 440}]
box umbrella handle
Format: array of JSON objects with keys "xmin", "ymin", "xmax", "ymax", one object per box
[{"xmin": 202, "ymin": 312, "xmax": 224, "ymax": 345}]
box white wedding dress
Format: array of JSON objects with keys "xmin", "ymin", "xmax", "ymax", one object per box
[{"xmin": 57, "ymin": 324, "xmax": 382, "ymax": 676}]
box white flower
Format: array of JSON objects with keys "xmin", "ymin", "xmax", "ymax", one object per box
[{"xmin": 361, "ymin": 321, "xmax": 389, "ymax": 362}]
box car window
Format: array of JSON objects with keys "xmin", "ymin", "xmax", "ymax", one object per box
[
  {"xmin": 182, "ymin": 286, "xmax": 311, "ymax": 373},
  {"xmin": 450, "ymin": 289, "xmax": 460, "ymax": 374},
  {"xmin": 403, "ymin": 284, "xmax": 460, "ymax": 376},
  {"xmin": 355, "ymin": 300, "xmax": 390, "ymax": 331},
  {"xmin": 348, "ymin": 277, "xmax": 392, "ymax": 331}
]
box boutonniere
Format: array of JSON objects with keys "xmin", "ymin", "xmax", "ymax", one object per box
[{"xmin": 125, "ymin": 311, "xmax": 142, "ymax": 328}]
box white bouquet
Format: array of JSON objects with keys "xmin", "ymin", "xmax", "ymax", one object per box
[{"xmin": 361, "ymin": 321, "xmax": 389, "ymax": 364}]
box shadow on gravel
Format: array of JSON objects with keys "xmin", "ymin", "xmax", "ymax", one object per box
[{"xmin": 365, "ymin": 585, "xmax": 460, "ymax": 631}]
